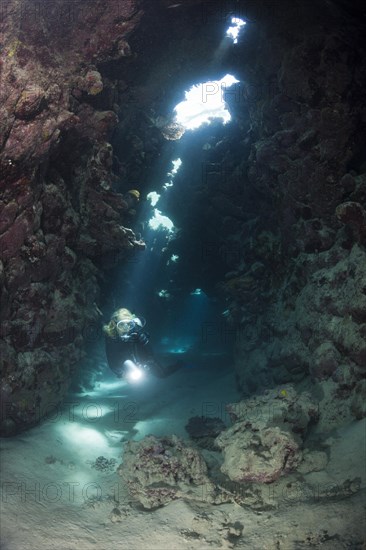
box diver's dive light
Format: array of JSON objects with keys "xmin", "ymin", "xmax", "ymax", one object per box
[{"xmin": 123, "ymin": 359, "xmax": 144, "ymax": 383}]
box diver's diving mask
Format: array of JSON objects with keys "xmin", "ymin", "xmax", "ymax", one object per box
[
  {"xmin": 116, "ymin": 319, "xmax": 135, "ymax": 336},
  {"xmin": 116, "ymin": 317, "xmax": 145, "ymax": 337}
]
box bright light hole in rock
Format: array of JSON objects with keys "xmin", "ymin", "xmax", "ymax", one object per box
[
  {"xmin": 171, "ymin": 158, "xmax": 182, "ymax": 174},
  {"xmin": 148, "ymin": 208, "xmax": 175, "ymax": 232},
  {"xmin": 226, "ymin": 17, "xmax": 246, "ymax": 44},
  {"xmin": 147, "ymin": 191, "xmax": 160, "ymax": 206},
  {"xmin": 148, "ymin": 159, "xmax": 181, "ymax": 231},
  {"xmin": 173, "ymin": 74, "xmax": 240, "ymax": 130},
  {"xmin": 163, "ymin": 157, "xmax": 182, "ymax": 189}
]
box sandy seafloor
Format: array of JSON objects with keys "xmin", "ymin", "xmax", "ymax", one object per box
[{"xmin": 1, "ymin": 354, "xmax": 365, "ymax": 550}]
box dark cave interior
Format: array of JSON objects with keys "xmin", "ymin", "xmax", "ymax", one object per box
[
  {"xmin": 0, "ymin": 0, "xmax": 365, "ymax": 422},
  {"xmin": 1, "ymin": 0, "xmax": 365, "ymax": 426},
  {"xmin": 0, "ymin": 0, "xmax": 366, "ymax": 546}
]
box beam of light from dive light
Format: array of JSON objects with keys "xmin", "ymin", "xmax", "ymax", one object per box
[{"xmin": 124, "ymin": 359, "xmax": 145, "ymax": 383}]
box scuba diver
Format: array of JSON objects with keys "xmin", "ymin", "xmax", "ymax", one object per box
[{"xmin": 103, "ymin": 308, "xmax": 183, "ymax": 382}]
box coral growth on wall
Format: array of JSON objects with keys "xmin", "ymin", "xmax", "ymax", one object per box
[
  {"xmin": 224, "ymin": 8, "xmax": 366, "ymax": 421},
  {"xmin": 0, "ymin": 0, "xmax": 144, "ymax": 435}
]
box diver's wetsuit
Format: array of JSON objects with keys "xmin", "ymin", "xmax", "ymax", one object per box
[{"xmin": 105, "ymin": 336, "xmax": 183, "ymax": 379}]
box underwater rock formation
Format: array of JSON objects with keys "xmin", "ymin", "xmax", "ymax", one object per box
[
  {"xmin": 335, "ymin": 200, "xmax": 366, "ymax": 245},
  {"xmin": 216, "ymin": 9, "xmax": 366, "ymax": 425},
  {"xmin": 217, "ymin": 423, "xmax": 301, "ymax": 484},
  {"xmin": 216, "ymin": 386, "xmax": 318, "ymax": 483},
  {"xmin": 0, "ymin": 0, "xmax": 144, "ymax": 435},
  {"xmin": 118, "ymin": 434, "xmax": 218, "ymax": 509},
  {"xmin": 225, "ymin": 385, "xmax": 319, "ymax": 435}
]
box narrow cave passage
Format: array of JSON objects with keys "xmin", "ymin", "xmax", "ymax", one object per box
[
  {"xmin": 89, "ymin": 16, "xmax": 252, "ymax": 404},
  {"xmin": 71, "ymin": 12, "xmax": 249, "ymax": 446},
  {"xmin": 102, "ymin": 77, "xmax": 245, "ymax": 366},
  {"xmin": 1, "ymin": 0, "xmax": 366, "ymax": 548}
]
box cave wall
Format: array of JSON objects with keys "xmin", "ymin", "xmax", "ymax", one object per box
[
  {"xmin": 0, "ymin": 0, "xmax": 145, "ymax": 435},
  {"xmin": 220, "ymin": 3, "xmax": 366, "ymax": 422}
]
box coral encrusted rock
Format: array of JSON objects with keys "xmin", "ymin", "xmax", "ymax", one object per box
[
  {"xmin": 118, "ymin": 435, "xmax": 216, "ymax": 509},
  {"xmin": 216, "ymin": 423, "xmax": 301, "ymax": 484},
  {"xmin": 226, "ymin": 385, "xmax": 319, "ymax": 436},
  {"xmin": 0, "ymin": 0, "xmax": 143, "ymax": 436},
  {"xmin": 215, "ymin": 386, "xmax": 320, "ymax": 483}
]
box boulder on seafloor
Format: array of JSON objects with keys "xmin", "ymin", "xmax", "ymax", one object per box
[
  {"xmin": 216, "ymin": 422, "xmax": 302, "ymax": 484},
  {"xmin": 215, "ymin": 385, "xmax": 320, "ymax": 483},
  {"xmin": 226, "ymin": 385, "xmax": 319, "ymax": 435},
  {"xmin": 117, "ymin": 435, "xmax": 218, "ymax": 509}
]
